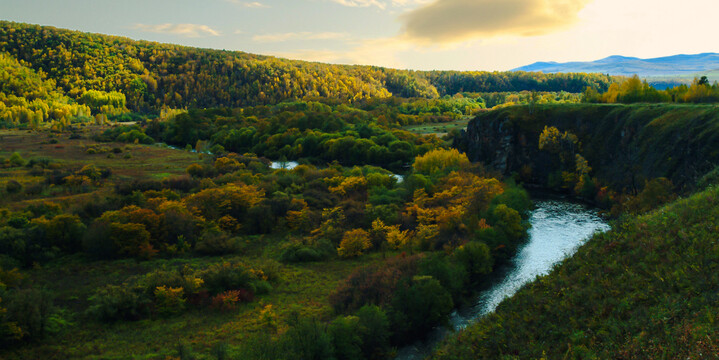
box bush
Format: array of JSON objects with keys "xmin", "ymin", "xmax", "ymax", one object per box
[
  {"xmin": 41, "ymin": 214, "xmax": 86, "ymax": 252},
  {"xmin": 389, "ymin": 276, "xmax": 453, "ymax": 344},
  {"xmin": 413, "ymin": 148, "xmax": 470, "ymax": 177},
  {"xmin": 337, "ymin": 229, "xmax": 371, "ymax": 258},
  {"xmin": 330, "ymin": 254, "xmax": 422, "ymax": 313},
  {"xmin": 236, "ymin": 333, "xmax": 284, "ymax": 360},
  {"xmin": 0, "ymin": 226, "xmax": 27, "ymax": 263},
  {"xmin": 487, "ymin": 204, "xmax": 527, "ymax": 261},
  {"xmin": 186, "ymin": 163, "xmax": 216, "ymax": 178},
  {"xmin": 201, "ymin": 262, "xmax": 257, "ymax": 295},
  {"xmin": 453, "ymin": 241, "xmax": 493, "ymax": 281},
  {"xmin": 4, "ymin": 288, "xmax": 55, "ymax": 341},
  {"xmin": 210, "ymin": 289, "xmax": 253, "ymax": 311},
  {"xmin": 153, "ymin": 286, "xmax": 186, "ymax": 316},
  {"xmin": 244, "ymin": 204, "xmax": 275, "ymax": 234},
  {"xmin": 23, "ymin": 183, "xmax": 43, "ymax": 195},
  {"xmin": 5, "ymin": 180, "xmax": 22, "ymax": 194},
  {"xmin": 25, "ymin": 157, "xmax": 53, "ymax": 169},
  {"xmin": 282, "ymin": 317, "xmax": 335, "ymax": 360},
  {"xmin": 162, "ymin": 175, "xmax": 198, "ymax": 193},
  {"xmin": 355, "ymin": 305, "xmax": 391, "ymax": 359},
  {"xmin": 328, "ymin": 316, "xmax": 363, "ymax": 360},
  {"xmin": 419, "ymin": 253, "xmax": 468, "ymax": 302},
  {"xmin": 490, "ymin": 185, "xmax": 532, "ymax": 219},
  {"xmin": 82, "ymin": 221, "xmax": 117, "ymax": 259},
  {"xmin": 254, "ymin": 280, "xmax": 273, "ymax": 295},
  {"xmin": 9, "ymin": 153, "xmax": 25, "ymax": 167},
  {"xmin": 195, "ymin": 228, "xmax": 241, "ymax": 255},
  {"xmin": 279, "ymin": 239, "xmax": 334, "ymax": 263},
  {"xmin": 87, "ymin": 284, "xmax": 151, "ymax": 322}
]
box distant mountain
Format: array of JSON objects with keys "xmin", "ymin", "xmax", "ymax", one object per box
[{"xmin": 514, "ymin": 53, "xmax": 719, "ymax": 79}]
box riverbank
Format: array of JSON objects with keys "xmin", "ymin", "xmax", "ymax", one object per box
[
  {"xmin": 396, "ymin": 198, "xmax": 609, "ymax": 360},
  {"xmin": 432, "ymin": 185, "xmax": 719, "ymax": 359}
]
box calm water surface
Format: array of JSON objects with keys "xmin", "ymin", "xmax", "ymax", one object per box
[{"xmin": 396, "ymin": 199, "xmax": 610, "ymax": 360}]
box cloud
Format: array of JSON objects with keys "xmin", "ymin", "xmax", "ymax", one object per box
[
  {"xmin": 331, "ymin": 0, "xmax": 387, "ymax": 8},
  {"xmin": 400, "ymin": 0, "xmax": 592, "ymax": 44},
  {"xmin": 270, "ymin": 37, "xmax": 414, "ymax": 68},
  {"xmin": 133, "ymin": 23, "xmax": 221, "ymax": 38},
  {"xmin": 225, "ymin": 0, "xmax": 270, "ymax": 8},
  {"xmin": 330, "ymin": 0, "xmax": 430, "ymax": 9},
  {"xmin": 253, "ymin": 32, "xmax": 349, "ymax": 43}
]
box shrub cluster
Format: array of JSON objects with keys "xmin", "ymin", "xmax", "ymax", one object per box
[{"xmin": 87, "ymin": 262, "xmax": 273, "ymax": 322}]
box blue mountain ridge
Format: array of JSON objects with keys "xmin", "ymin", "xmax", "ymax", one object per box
[{"xmin": 513, "ymin": 53, "xmax": 719, "ymax": 78}]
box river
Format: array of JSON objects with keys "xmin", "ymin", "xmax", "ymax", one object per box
[{"xmin": 395, "ymin": 198, "xmax": 610, "ymax": 360}]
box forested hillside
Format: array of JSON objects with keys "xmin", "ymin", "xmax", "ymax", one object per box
[
  {"xmin": 0, "ymin": 21, "xmax": 614, "ymax": 112},
  {"xmin": 0, "ymin": 53, "xmax": 96, "ymax": 127}
]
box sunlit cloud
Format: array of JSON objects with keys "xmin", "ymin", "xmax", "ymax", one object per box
[
  {"xmin": 331, "ymin": 0, "xmax": 387, "ymax": 9},
  {"xmin": 133, "ymin": 23, "xmax": 221, "ymax": 38},
  {"xmin": 400, "ymin": 0, "xmax": 592, "ymax": 44},
  {"xmin": 253, "ymin": 32, "xmax": 349, "ymax": 43},
  {"xmin": 224, "ymin": 0, "xmax": 270, "ymax": 7},
  {"xmin": 330, "ymin": 0, "xmax": 431, "ymax": 9},
  {"xmin": 270, "ymin": 37, "xmax": 414, "ymax": 68}
]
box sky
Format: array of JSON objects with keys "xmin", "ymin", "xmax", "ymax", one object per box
[{"xmin": 2, "ymin": 0, "xmax": 719, "ymax": 71}]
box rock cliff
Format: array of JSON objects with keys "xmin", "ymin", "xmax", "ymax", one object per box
[{"xmin": 460, "ymin": 104, "xmax": 719, "ymax": 192}]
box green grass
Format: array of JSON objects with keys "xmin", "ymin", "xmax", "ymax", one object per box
[
  {"xmin": 0, "ymin": 129, "xmax": 198, "ymax": 179},
  {"xmin": 0, "ymin": 129, "xmax": 199, "ymax": 209},
  {"xmin": 432, "ymin": 185, "xmax": 719, "ymax": 359},
  {"xmin": 402, "ymin": 118, "xmax": 470, "ymax": 136}
]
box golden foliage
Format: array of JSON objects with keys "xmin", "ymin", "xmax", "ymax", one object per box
[
  {"xmin": 386, "ymin": 225, "xmax": 411, "ymax": 250},
  {"xmin": 328, "ymin": 176, "xmax": 368, "ymax": 197},
  {"xmin": 337, "ymin": 228, "xmax": 372, "ymax": 258},
  {"xmin": 184, "ymin": 183, "xmax": 265, "ymax": 220},
  {"xmin": 412, "ymin": 148, "xmax": 470, "ymax": 176},
  {"xmin": 406, "ymin": 172, "xmax": 503, "ymax": 227},
  {"xmin": 538, "ymin": 126, "xmax": 577, "ymax": 154}
]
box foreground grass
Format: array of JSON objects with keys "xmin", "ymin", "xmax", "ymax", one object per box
[
  {"xmin": 433, "ymin": 186, "xmax": 719, "ymax": 359},
  {"xmin": 4, "ymin": 246, "xmax": 397, "ymax": 359}
]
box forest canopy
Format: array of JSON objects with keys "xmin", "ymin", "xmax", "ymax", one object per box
[{"xmin": 0, "ymin": 21, "xmax": 614, "ymax": 113}]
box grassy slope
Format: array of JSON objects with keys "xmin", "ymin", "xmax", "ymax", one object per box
[
  {"xmin": 433, "ymin": 186, "xmax": 719, "ymax": 359},
  {"xmin": 0, "ymin": 130, "xmax": 199, "ymax": 210},
  {"xmin": 402, "ymin": 118, "xmax": 470, "ymax": 137}
]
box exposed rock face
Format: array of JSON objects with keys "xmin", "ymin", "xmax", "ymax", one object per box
[{"xmin": 462, "ymin": 104, "xmax": 719, "ymax": 193}]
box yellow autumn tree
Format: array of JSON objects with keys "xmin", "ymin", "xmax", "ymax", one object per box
[
  {"xmin": 412, "ymin": 148, "xmax": 470, "ymax": 176},
  {"xmin": 337, "ymin": 229, "xmax": 372, "ymax": 258},
  {"xmin": 385, "ymin": 225, "xmax": 410, "ymax": 250},
  {"xmin": 184, "ymin": 183, "xmax": 265, "ymax": 220}
]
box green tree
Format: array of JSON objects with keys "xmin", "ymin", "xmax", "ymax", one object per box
[{"xmin": 389, "ymin": 276, "xmax": 453, "ymax": 343}]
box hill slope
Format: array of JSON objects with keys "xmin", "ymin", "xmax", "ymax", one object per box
[
  {"xmin": 433, "ymin": 184, "xmax": 719, "ymax": 359},
  {"xmin": 0, "ymin": 21, "xmax": 614, "ymax": 112}
]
